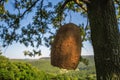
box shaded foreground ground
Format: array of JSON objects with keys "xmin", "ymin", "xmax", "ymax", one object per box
[{"xmin": 11, "ymin": 55, "xmax": 96, "ymax": 80}]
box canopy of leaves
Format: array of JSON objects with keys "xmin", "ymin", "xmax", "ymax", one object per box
[
  {"xmin": 0, "ymin": 0, "xmax": 87, "ymax": 47},
  {"xmin": 0, "ymin": 0, "xmax": 120, "ymax": 55}
]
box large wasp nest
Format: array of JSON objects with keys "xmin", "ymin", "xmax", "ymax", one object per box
[{"xmin": 51, "ymin": 23, "xmax": 81, "ymax": 70}]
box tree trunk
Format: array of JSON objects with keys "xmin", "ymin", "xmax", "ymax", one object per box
[{"xmin": 87, "ymin": 0, "xmax": 120, "ymax": 79}]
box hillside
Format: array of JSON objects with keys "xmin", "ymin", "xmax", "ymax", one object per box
[
  {"xmin": 11, "ymin": 55, "xmax": 96, "ymax": 73},
  {"xmin": 10, "ymin": 55, "xmax": 96, "ymax": 79}
]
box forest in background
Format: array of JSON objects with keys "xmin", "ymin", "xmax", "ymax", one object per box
[
  {"xmin": 11, "ymin": 55, "xmax": 96, "ymax": 80},
  {"xmin": 0, "ymin": 55, "xmax": 96, "ymax": 80}
]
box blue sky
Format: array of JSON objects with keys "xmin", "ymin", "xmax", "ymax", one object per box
[{"xmin": 1, "ymin": 0, "xmax": 94, "ymax": 59}]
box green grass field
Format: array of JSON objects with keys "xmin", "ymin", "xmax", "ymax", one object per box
[{"xmin": 11, "ymin": 55, "xmax": 96, "ymax": 80}]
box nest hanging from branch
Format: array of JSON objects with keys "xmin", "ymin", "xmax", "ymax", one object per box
[{"xmin": 51, "ymin": 23, "xmax": 81, "ymax": 70}]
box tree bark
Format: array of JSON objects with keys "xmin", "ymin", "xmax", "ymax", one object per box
[{"xmin": 87, "ymin": 0, "xmax": 120, "ymax": 79}]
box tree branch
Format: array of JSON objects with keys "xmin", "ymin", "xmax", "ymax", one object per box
[
  {"xmin": 61, "ymin": 0, "xmax": 90, "ymax": 12},
  {"xmin": 79, "ymin": 0, "xmax": 90, "ymax": 4},
  {"xmin": 20, "ymin": 0, "xmax": 39, "ymax": 18},
  {"xmin": 115, "ymin": 0, "xmax": 120, "ymax": 5},
  {"xmin": 61, "ymin": 0, "xmax": 73, "ymax": 9},
  {"xmin": 74, "ymin": 0, "xmax": 87, "ymax": 12}
]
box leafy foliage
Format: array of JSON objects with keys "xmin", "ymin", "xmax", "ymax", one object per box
[
  {"xmin": 0, "ymin": 0, "xmax": 91, "ymax": 55},
  {"xmin": 0, "ymin": 55, "xmax": 95, "ymax": 80},
  {"xmin": 80, "ymin": 56, "xmax": 89, "ymax": 66},
  {"xmin": 0, "ymin": 55, "xmax": 48, "ymax": 80},
  {"xmin": 0, "ymin": 0, "xmax": 8, "ymax": 14},
  {"xmin": 0, "ymin": 0, "xmax": 120, "ymax": 56},
  {"xmin": 54, "ymin": 71, "xmax": 96, "ymax": 80},
  {"xmin": 11, "ymin": 56, "xmax": 96, "ymax": 80},
  {"xmin": 23, "ymin": 49, "xmax": 41, "ymax": 56}
]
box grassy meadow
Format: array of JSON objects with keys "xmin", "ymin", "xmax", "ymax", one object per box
[{"xmin": 10, "ymin": 55, "xmax": 96, "ymax": 80}]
